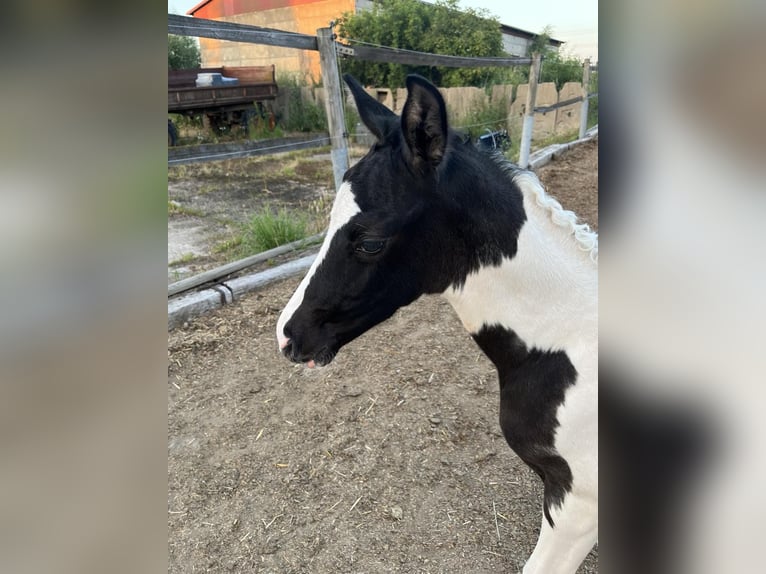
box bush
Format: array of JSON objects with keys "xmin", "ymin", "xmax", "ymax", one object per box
[
  {"xmin": 168, "ymin": 35, "xmax": 200, "ymax": 70},
  {"xmin": 540, "ymin": 52, "xmax": 585, "ymax": 90},
  {"xmin": 277, "ymin": 74, "xmax": 327, "ymax": 133}
]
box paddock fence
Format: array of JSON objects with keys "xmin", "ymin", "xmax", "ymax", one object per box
[{"xmin": 168, "ymin": 14, "xmax": 598, "ymax": 174}]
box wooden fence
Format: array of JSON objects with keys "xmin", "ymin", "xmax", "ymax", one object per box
[{"xmin": 168, "ymin": 14, "xmax": 597, "ymax": 174}]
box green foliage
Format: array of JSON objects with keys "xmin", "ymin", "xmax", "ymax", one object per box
[
  {"xmin": 587, "ymin": 71, "xmax": 598, "ymax": 128},
  {"xmin": 540, "ymin": 52, "xmax": 585, "ymax": 90},
  {"xmin": 168, "ymin": 35, "xmax": 201, "ymax": 70},
  {"xmin": 526, "ymin": 26, "xmax": 586, "ymax": 90},
  {"xmin": 526, "ymin": 25, "xmax": 555, "ymax": 58},
  {"xmin": 167, "ymin": 200, "xmax": 203, "ymax": 217},
  {"xmin": 241, "ymin": 207, "xmax": 308, "ymax": 254},
  {"xmin": 277, "ymin": 74, "xmax": 328, "ymax": 132},
  {"xmin": 344, "ymin": 104, "xmax": 361, "ymax": 139},
  {"xmin": 247, "ymin": 116, "xmax": 284, "ymax": 140},
  {"xmin": 337, "ymin": 0, "xmax": 506, "ymax": 88},
  {"xmin": 454, "ymin": 96, "xmax": 509, "ymax": 139}
]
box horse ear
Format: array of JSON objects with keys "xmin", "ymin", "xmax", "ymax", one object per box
[
  {"xmin": 343, "ymin": 74, "xmax": 396, "ymax": 141},
  {"xmin": 401, "ymin": 74, "xmax": 448, "ymax": 172}
]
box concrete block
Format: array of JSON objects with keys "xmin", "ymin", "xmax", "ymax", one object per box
[
  {"xmin": 365, "ymin": 88, "xmax": 395, "ymax": 111},
  {"xmin": 533, "ymin": 82, "xmax": 557, "ymax": 138},
  {"xmin": 394, "ymin": 88, "xmax": 407, "ymax": 114},
  {"xmin": 555, "ymin": 82, "xmax": 583, "ymax": 134},
  {"xmin": 491, "ymin": 84, "xmax": 514, "ymax": 113},
  {"xmin": 439, "ymin": 87, "xmax": 487, "ymax": 126}
]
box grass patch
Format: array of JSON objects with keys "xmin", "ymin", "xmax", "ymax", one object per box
[
  {"xmin": 213, "ymin": 235, "xmax": 243, "ymax": 255},
  {"xmin": 277, "ymin": 74, "xmax": 327, "ymax": 133},
  {"xmin": 495, "ymin": 128, "xmax": 583, "ymax": 164},
  {"xmin": 453, "ymin": 97, "xmax": 510, "ymax": 140},
  {"xmin": 531, "ymin": 128, "xmax": 582, "ymax": 151},
  {"xmin": 169, "ymin": 146, "xmax": 333, "ymax": 185},
  {"xmin": 238, "ymin": 206, "xmax": 308, "ymax": 256},
  {"xmin": 168, "ymin": 200, "xmax": 204, "ymax": 217},
  {"xmin": 169, "ymin": 252, "xmax": 199, "ymax": 266}
]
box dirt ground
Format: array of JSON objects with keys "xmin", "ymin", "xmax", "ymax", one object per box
[
  {"xmin": 168, "ymin": 138, "xmax": 598, "ymax": 573},
  {"xmin": 168, "ymin": 149, "xmax": 338, "ymax": 283}
]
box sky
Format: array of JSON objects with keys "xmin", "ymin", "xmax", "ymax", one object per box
[{"xmin": 168, "ymin": 0, "xmax": 597, "ymax": 60}]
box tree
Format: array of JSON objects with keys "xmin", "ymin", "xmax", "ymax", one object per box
[
  {"xmin": 168, "ymin": 35, "xmax": 201, "ymax": 70},
  {"xmin": 336, "ymin": 0, "xmax": 506, "ymax": 88},
  {"xmin": 527, "ymin": 26, "xmax": 584, "ymax": 90}
]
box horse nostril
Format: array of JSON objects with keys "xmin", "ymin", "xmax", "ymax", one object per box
[{"xmin": 281, "ymin": 341, "xmax": 294, "ymax": 360}]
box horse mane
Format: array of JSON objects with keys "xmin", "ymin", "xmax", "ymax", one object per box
[{"xmin": 494, "ymin": 157, "xmax": 599, "ymax": 264}]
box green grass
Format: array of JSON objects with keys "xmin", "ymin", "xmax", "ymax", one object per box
[
  {"xmin": 453, "ymin": 97, "xmax": 510, "ymax": 140},
  {"xmin": 212, "ymin": 236, "xmax": 243, "ymax": 255},
  {"xmin": 168, "ymin": 200, "xmax": 203, "ymax": 217},
  {"xmin": 532, "ymin": 128, "xmax": 582, "ymax": 150},
  {"xmin": 169, "ymin": 108, "xmax": 288, "ymax": 146},
  {"xmin": 494, "ymin": 128, "xmax": 584, "ymax": 164},
  {"xmin": 169, "ymin": 252, "xmax": 198, "ymax": 266},
  {"xmin": 168, "ymin": 146, "xmax": 333, "ymax": 184},
  {"xmin": 238, "ymin": 206, "xmax": 308, "ymax": 255},
  {"xmin": 587, "ymin": 96, "xmax": 598, "ymax": 129}
]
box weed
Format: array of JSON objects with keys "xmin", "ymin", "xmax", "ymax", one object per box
[
  {"xmin": 169, "ymin": 252, "xmax": 198, "ymax": 266},
  {"xmin": 213, "ymin": 235, "xmax": 243, "ymax": 255},
  {"xmin": 278, "ymin": 165, "xmax": 297, "ymax": 179},
  {"xmin": 277, "ymin": 74, "xmax": 327, "ymax": 133},
  {"xmin": 454, "ymin": 97, "xmax": 510, "ymax": 140},
  {"xmin": 168, "ymin": 200, "xmax": 204, "ymax": 217},
  {"xmin": 239, "ymin": 206, "xmax": 308, "ymax": 255},
  {"xmin": 532, "ymin": 129, "xmax": 582, "ymax": 150},
  {"xmin": 307, "ymin": 192, "xmax": 334, "ymax": 223}
]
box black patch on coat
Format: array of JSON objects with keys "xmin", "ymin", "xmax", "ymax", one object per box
[{"xmin": 472, "ymin": 324, "xmax": 577, "ymax": 527}]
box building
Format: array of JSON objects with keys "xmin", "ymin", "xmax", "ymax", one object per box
[
  {"xmin": 499, "ymin": 23, "xmax": 563, "ymax": 56},
  {"xmin": 187, "ymin": 0, "xmax": 564, "ymax": 83}
]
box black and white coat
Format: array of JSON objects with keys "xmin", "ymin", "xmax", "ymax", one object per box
[{"xmin": 277, "ymin": 74, "xmax": 598, "ymax": 574}]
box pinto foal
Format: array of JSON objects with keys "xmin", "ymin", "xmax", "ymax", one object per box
[{"xmin": 277, "ymin": 74, "xmax": 597, "ymax": 573}]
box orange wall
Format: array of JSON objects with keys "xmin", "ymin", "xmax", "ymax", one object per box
[
  {"xmin": 193, "ymin": 0, "xmax": 323, "ymax": 19},
  {"xmin": 195, "ymin": 0, "xmax": 355, "ymax": 84}
]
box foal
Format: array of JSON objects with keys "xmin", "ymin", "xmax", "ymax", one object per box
[{"xmin": 277, "ymin": 74, "xmax": 598, "ymax": 573}]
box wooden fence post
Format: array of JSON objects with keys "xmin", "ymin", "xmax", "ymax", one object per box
[
  {"xmin": 579, "ymin": 58, "xmax": 591, "ymax": 139},
  {"xmin": 317, "ymin": 26, "xmax": 349, "ymax": 192},
  {"xmin": 518, "ymin": 52, "xmax": 541, "ymax": 169}
]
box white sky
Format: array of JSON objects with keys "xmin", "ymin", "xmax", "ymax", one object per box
[{"xmin": 168, "ymin": 0, "xmax": 597, "ymax": 60}]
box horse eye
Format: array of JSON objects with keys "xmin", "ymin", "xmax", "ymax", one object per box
[{"xmin": 357, "ymin": 239, "xmax": 386, "ymax": 255}]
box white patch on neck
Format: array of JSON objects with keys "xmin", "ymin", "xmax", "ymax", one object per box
[
  {"xmin": 442, "ymin": 176, "xmax": 598, "ymax": 352},
  {"xmin": 276, "ymin": 181, "xmax": 361, "ymax": 349},
  {"xmin": 442, "ymin": 172, "xmax": 599, "ymax": 514}
]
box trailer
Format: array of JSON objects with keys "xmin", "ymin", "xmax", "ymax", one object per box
[{"xmin": 168, "ymin": 65, "xmax": 278, "ymax": 142}]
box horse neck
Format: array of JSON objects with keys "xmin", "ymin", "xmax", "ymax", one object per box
[{"xmin": 442, "ymin": 176, "xmax": 598, "ymax": 353}]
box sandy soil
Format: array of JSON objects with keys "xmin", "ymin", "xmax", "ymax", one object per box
[{"xmin": 168, "ymin": 138, "xmax": 598, "ymax": 573}]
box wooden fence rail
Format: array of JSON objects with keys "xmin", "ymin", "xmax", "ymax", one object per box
[
  {"xmin": 168, "ymin": 14, "xmax": 318, "ymax": 51},
  {"xmin": 168, "ymin": 14, "xmax": 596, "ymax": 174}
]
